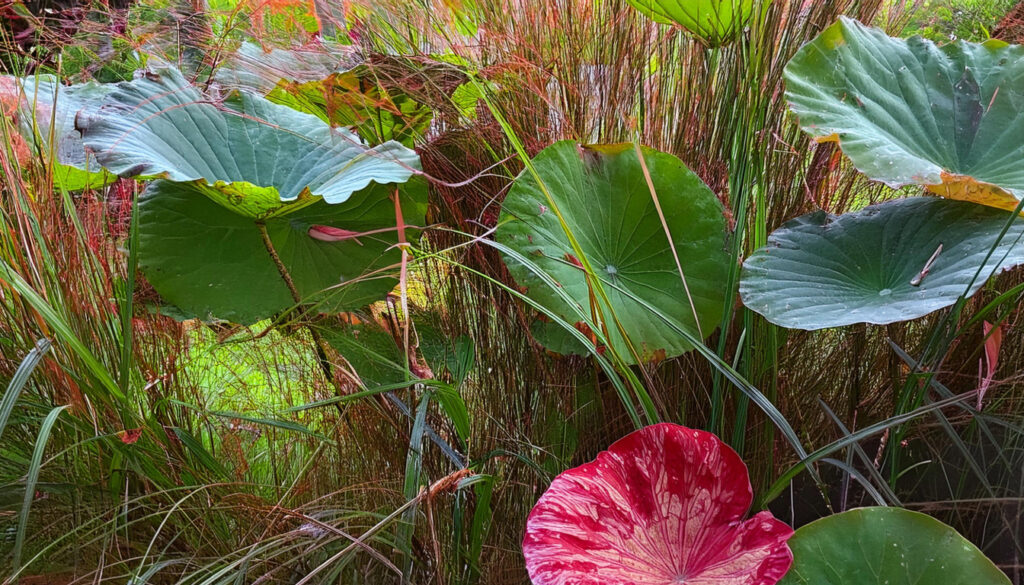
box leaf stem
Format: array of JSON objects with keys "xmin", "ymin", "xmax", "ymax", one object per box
[
  {"xmin": 255, "ymin": 222, "xmax": 353, "ymax": 402},
  {"xmin": 256, "ymin": 221, "xmax": 302, "ymax": 304}
]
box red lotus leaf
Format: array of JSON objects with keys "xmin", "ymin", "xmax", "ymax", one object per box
[{"xmin": 523, "ymin": 423, "xmax": 793, "ymax": 585}]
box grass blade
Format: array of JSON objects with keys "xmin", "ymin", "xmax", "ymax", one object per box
[
  {"xmin": 0, "ymin": 338, "xmax": 50, "ymax": 445},
  {"xmin": 11, "ymin": 404, "xmax": 69, "ymax": 577},
  {"xmin": 399, "ymin": 390, "xmax": 431, "ymax": 582}
]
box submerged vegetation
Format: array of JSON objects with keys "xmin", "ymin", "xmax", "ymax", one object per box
[{"xmin": 1, "ymin": 0, "xmax": 1023, "ymax": 584}]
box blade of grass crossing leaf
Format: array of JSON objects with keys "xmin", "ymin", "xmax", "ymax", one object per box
[
  {"xmin": 12, "ymin": 404, "xmax": 69, "ymax": 576},
  {"xmin": 633, "ymin": 143, "xmax": 702, "ymax": 338},
  {"xmin": 471, "ymin": 77, "xmax": 659, "ymax": 424}
]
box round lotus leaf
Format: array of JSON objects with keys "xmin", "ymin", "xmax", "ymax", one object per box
[
  {"xmin": 785, "ymin": 17, "xmax": 1024, "ymax": 212},
  {"xmin": 78, "ymin": 65, "xmax": 419, "ymax": 211},
  {"xmin": 624, "ymin": 0, "xmax": 765, "ymax": 47},
  {"xmin": 496, "ymin": 141, "xmax": 729, "ymax": 363},
  {"xmin": 524, "ymin": 423, "xmax": 794, "ymax": 585},
  {"xmin": 779, "ymin": 507, "xmax": 1010, "ymax": 585},
  {"xmin": 138, "ymin": 178, "xmax": 426, "ymax": 324},
  {"xmin": 740, "ymin": 197, "xmax": 1024, "ymax": 330}
]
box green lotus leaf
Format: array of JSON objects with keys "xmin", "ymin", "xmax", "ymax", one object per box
[
  {"xmin": 212, "ymin": 41, "xmax": 361, "ymax": 95},
  {"xmin": 214, "ymin": 43, "xmax": 432, "ymax": 147},
  {"xmin": 138, "ymin": 177, "xmax": 427, "ymax": 324},
  {"xmin": 78, "ymin": 65, "xmax": 419, "ymax": 216},
  {"xmin": 264, "ymin": 73, "xmax": 432, "ymax": 148},
  {"xmin": 740, "ymin": 197, "xmax": 1024, "ymax": 330},
  {"xmin": 624, "ymin": 0, "xmax": 763, "ymax": 46},
  {"xmin": 785, "ymin": 17, "xmax": 1024, "ymax": 212},
  {"xmin": 496, "ymin": 141, "xmax": 729, "ymax": 363},
  {"xmin": 779, "ymin": 507, "xmax": 1010, "ymax": 585},
  {"xmin": 1, "ymin": 75, "xmax": 115, "ymax": 190}
]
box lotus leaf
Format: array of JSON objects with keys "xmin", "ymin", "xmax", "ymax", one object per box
[
  {"xmin": 78, "ymin": 65, "xmax": 420, "ymax": 216},
  {"xmin": 496, "ymin": 141, "xmax": 729, "ymax": 363},
  {"xmin": 212, "ymin": 41, "xmax": 361, "ymax": 95},
  {"xmin": 0, "ymin": 75, "xmax": 115, "ymax": 190},
  {"xmin": 524, "ymin": 424, "xmax": 794, "ymax": 585},
  {"xmin": 625, "ymin": 0, "xmax": 763, "ymax": 46},
  {"xmin": 215, "ymin": 43, "xmax": 434, "ymax": 147},
  {"xmin": 740, "ymin": 197, "xmax": 1024, "ymax": 330},
  {"xmin": 779, "ymin": 507, "xmax": 1010, "ymax": 585},
  {"xmin": 138, "ymin": 178, "xmax": 426, "ymax": 324},
  {"xmin": 785, "ymin": 17, "xmax": 1024, "ymax": 212}
]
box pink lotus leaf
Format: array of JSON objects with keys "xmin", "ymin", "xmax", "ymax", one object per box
[{"xmin": 523, "ymin": 423, "xmax": 793, "ymax": 585}]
